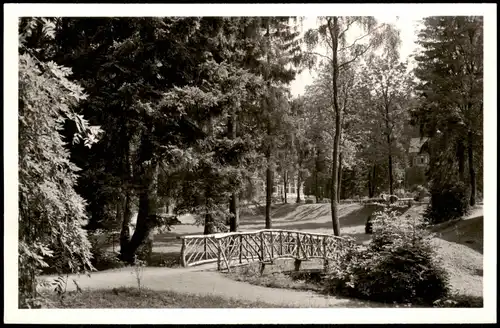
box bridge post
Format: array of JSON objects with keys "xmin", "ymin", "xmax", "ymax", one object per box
[
  {"xmin": 296, "ymin": 232, "xmax": 301, "ymax": 259},
  {"xmin": 239, "ymin": 234, "xmax": 243, "ymax": 264},
  {"xmin": 180, "ymin": 238, "xmax": 187, "ymax": 267},
  {"xmin": 323, "ymin": 258, "xmax": 329, "ymax": 271},
  {"xmin": 322, "ymin": 237, "xmax": 328, "ymax": 271},
  {"xmin": 294, "ymin": 258, "xmax": 302, "ymax": 272},
  {"xmin": 260, "ymin": 231, "xmax": 265, "ymax": 261},
  {"xmin": 295, "ymin": 232, "xmax": 302, "ymax": 271},
  {"xmin": 279, "ymin": 231, "xmax": 283, "ymax": 256},
  {"xmin": 217, "ymin": 239, "xmax": 222, "ymax": 271},
  {"xmin": 204, "ymin": 238, "xmax": 207, "ymax": 260},
  {"xmin": 270, "ymin": 231, "xmax": 274, "ymax": 259}
]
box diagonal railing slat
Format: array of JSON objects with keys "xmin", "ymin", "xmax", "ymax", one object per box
[{"xmin": 178, "ymin": 229, "xmax": 355, "ymax": 272}]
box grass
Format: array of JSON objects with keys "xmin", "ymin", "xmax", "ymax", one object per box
[
  {"xmin": 227, "ymin": 259, "xmax": 325, "ymax": 293},
  {"xmin": 41, "ymin": 287, "xmax": 282, "ymax": 308}
]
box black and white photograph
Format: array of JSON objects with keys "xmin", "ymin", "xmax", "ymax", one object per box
[{"xmin": 4, "ymin": 3, "xmax": 497, "ymax": 325}]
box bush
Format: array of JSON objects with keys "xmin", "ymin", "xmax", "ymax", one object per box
[
  {"xmin": 412, "ymin": 185, "xmax": 430, "ymax": 201},
  {"xmin": 425, "ymin": 181, "xmax": 470, "ymax": 224},
  {"xmin": 88, "ymin": 230, "xmax": 126, "ymax": 271},
  {"xmin": 394, "ymin": 189, "xmax": 413, "ymax": 198},
  {"xmin": 433, "ymin": 294, "xmax": 483, "ymax": 308},
  {"xmin": 305, "ymin": 199, "xmax": 314, "ymax": 204},
  {"xmin": 324, "ymin": 209, "xmax": 450, "ymax": 305}
]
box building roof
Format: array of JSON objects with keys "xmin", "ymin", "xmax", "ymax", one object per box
[{"xmin": 409, "ymin": 137, "xmax": 429, "ymax": 153}]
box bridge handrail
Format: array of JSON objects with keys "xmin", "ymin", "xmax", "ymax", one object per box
[
  {"xmin": 177, "ymin": 229, "xmax": 346, "ymax": 240},
  {"xmin": 178, "ymin": 229, "xmax": 354, "ymax": 272}
]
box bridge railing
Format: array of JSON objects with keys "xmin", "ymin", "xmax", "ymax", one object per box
[
  {"xmin": 178, "ymin": 229, "xmax": 355, "ymax": 272},
  {"xmin": 339, "ymin": 197, "xmax": 426, "ymax": 207}
]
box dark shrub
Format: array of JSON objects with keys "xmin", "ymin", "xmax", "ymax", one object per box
[
  {"xmin": 433, "ymin": 294, "xmax": 483, "ymax": 308},
  {"xmin": 365, "ymin": 215, "xmax": 373, "ymax": 234},
  {"xmin": 412, "ymin": 185, "xmax": 430, "ymax": 201},
  {"xmin": 88, "ymin": 230, "xmax": 126, "ymax": 271},
  {"xmin": 388, "ymin": 194, "xmax": 399, "ymax": 203},
  {"xmin": 324, "ymin": 209, "xmax": 450, "ymax": 305},
  {"xmin": 425, "ymin": 181, "xmax": 470, "ymax": 224},
  {"xmin": 305, "ymin": 199, "xmax": 314, "ymax": 204}
]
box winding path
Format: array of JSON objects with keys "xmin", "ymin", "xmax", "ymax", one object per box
[{"xmin": 41, "ymin": 265, "xmax": 390, "ymax": 308}]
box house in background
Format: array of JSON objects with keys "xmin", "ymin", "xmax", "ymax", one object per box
[
  {"xmin": 405, "ymin": 137, "xmax": 430, "ymax": 188},
  {"xmin": 272, "ymin": 172, "xmax": 304, "ymax": 203},
  {"xmin": 242, "ymin": 172, "xmax": 304, "ymax": 204}
]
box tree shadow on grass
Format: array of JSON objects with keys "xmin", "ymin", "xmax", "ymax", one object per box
[
  {"xmin": 147, "ymin": 251, "xmax": 182, "ymax": 267},
  {"xmin": 153, "ymin": 231, "xmax": 203, "ymax": 244},
  {"xmin": 284, "ymin": 205, "xmax": 330, "ymax": 222},
  {"xmin": 342, "ymin": 231, "xmax": 373, "ymax": 245},
  {"xmin": 239, "ymin": 204, "xmax": 307, "ymax": 226},
  {"xmin": 277, "ymin": 206, "xmax": 374, "ymax": 231},
  {"xmin": 430, "ymin": 216, "xmax": 483, "ymax": 254}
]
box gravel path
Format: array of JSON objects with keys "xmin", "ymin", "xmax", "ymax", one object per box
[{"xmin": 41, "ymin": 266, "xmax": 391, "ymax": 308}]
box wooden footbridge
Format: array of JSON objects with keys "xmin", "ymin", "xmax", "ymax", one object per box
[{"xmin": 178, "ymin": 229, "xmax": 355, "ymax": 272}]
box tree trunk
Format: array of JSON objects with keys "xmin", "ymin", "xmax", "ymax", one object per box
[
  {"xmin": 264, "ymin": 20, "xmax": 273, "ymax": 229},
  {"xmin": 120, "ymin": 190, "xmax": 133, "ymax": 254},
  {"xmin": 228, "ymin": 112, "xmax": 239, "ymax": 232},
  {"xmin": 384, "ymin": 105, "xmax": 394, "ymax": 199},
  {"xmin": 337, "ymin": 152, "xmax": 343, "ymax": 202},
  {"xmin": 368, "ymin": 164, "xmax": 377, "ymax": 198},
  {"xmin": 468, "ymin": 131, "xmax": 476, "ymax": 206},
  {"xmin": 229, "ymin": 195, "xmax": 239, "ymax": 232},
  {"xmin": 120, "ymin": 137, "xmax": 134, "ymax": 256},
  {"xmin": 265, "ymin": 159, "xmax": 273, "ymax": 229},
  {"xmin": 204, "ymin": 187, "xmax": 216, "ymax": 234},
  {"xmin": 121, "ymin": 127, "xmax": 158, "ymax": 263},
  {"xmin": 315, "ymin": 150, "xmax": 320, "ymax": 203},
  {"xmin": 283, "ymin": 171, "xmax": 288, "ymax": 204},
  {"xmin": 367, "ymin": 168, "xmax": 372, "ymax": 198},
  {"xmin": 204, "ymin": 213, "xmax": 215, "ymax": 235},
  {"xmin": 329, "ymin": 17, "xmax": 341, "ymax": 236},
  {"xmin": 388, "ymin": 152, "xmax": 394, "ymax": 197},
  {"xmin": 121, "ymin": 162, "xmax": 158, "ymax": 263},
  {"xmin": 296, "ymin": 172, "xmax": 302, "ymax": 203},
  {"xmin": 457, "ymin": 139, "xmax": 466, "ymax": 181}
]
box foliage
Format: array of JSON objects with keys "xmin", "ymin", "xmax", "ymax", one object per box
[
  {"xmin": 425, "ymin": 180, "xmax": 470, "ymax": 224},
  {"xmin": 87, "ymin": 230, "xmax": 126, "ymax": 271},
  {"xmin": 324, "ymin": 208, "xmax": 450, "ymax": 305},
  {"xmin": 412, "ymin": 185, "xmax": 430, "ymax": 201},
  {"xmin": 406, "ymin": 165, "xmax": 427, "ymax": 188},
  {"xmin": 357, "ymin": 57, "xmax": 414, "ymax": 195},
  {"xmin": 18, "ymin": 21, "xmax": 102, "ymax": 305},
  {"xmin": 412, "ymin": 16, "xmax": 483, "ymax": 206},
  {"xmin": 433, "ymin": 294, "xmax": 483, "ymax": 308},
  {"xmin": 302, "ymin": 17, "xmax": 401, "ymax": 234}
]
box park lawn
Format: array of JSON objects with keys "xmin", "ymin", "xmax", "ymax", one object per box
[
  {"xmin": 227, "ymin": 258, "xmax": 325, "ymax": 293},
  {"xmin": 42, "ymin": 287, "xmax": 282, "ymax": 308}
]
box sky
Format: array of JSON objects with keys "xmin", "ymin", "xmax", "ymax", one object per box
[{"xmin": 289, "ymin": 16, "xmax": 425, "ymax": 97}]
